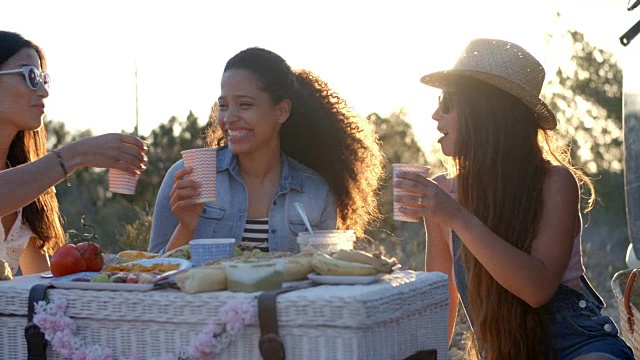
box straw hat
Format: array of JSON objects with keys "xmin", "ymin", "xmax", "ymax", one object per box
[{"xmin": 420, "ymin": 38, "xmax": 557, "ymax": 130}]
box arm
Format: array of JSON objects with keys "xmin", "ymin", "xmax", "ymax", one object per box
[
  {"xmin": 425, "ymin": 174, "xmax": 458, "ymax": 344},
  {"xmin": 149, "ymin": 163, "xmax": 205, "ymax": 253},
  {"xmin": 0, "ymin": 153, "xmax": 64, "ymax": 216},
  {"xmin": 19, "ymin": 237, "xmax": 50, "ymax": 275},
  {"xmin": 317, "ymin": 191, "xmax": 338, "ymax": 230},
  {"xmin": 450, "ymin": 167, "xmax": 578, "ymax": 307},
  {"xmin": 1, "ymin": 133, "xmax": 146, "ymax": 216},
  {"xmin": 396, "ymin": 167, "xmax": 579, "ymax": 308}
]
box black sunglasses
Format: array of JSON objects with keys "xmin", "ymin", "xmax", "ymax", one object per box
[
  {"xmin": 0, "ymin": 66, "xmax": 50, "ymax": 90},
  {"xmin": 438, "ymin": 91, "xmax": 454, "ymax": 115}
]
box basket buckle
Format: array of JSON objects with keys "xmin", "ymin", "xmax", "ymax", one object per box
[{"xmin": 259, "ymin": 333, "xmax": 285, "ymax": 360}]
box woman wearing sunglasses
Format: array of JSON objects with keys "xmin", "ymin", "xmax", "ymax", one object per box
[
  {"xmin": 0, "ymin": 31, "xmax": 147, "ymax": 276},
  {"xmin": 394, "ymin": 38, "xmax": 633, "ymax": 359},
  {"xmin": 149, "ymin": 47, "xmax": 384, "ymax": 255}
]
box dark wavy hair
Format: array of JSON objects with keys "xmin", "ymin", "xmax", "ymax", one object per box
[
  {"xmin": 448, "ymin": 77, "xmax": 594, "ymax": 359},
  {"xmin": 206, "ymin": 47, "xmax": 385, "ymax": 237},
  {"xmin": 1, "ymin": 31, "xmax": 65, "ymax": 255}
]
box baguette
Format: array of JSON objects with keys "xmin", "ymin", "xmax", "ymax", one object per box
[
  {"xmin": 331, "ymin": 250, "xmax": 398, "ymax": 274},
  {"xmin": 175, "ymin": 265, "xmax": 226, "ymax": 294}
]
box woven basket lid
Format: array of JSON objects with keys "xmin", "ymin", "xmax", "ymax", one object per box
[{"xmin": 420, "ymin": 38, "xmax": 557, "ymax": 130}]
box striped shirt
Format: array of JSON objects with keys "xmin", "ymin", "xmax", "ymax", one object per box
[{"xmin": 240, "ymin": 218, "xmax": 269, "ymax": 252}]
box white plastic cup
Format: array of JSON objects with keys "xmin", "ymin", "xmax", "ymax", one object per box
[
  {"xmin": 392, "ymin": 164, "xmax": 431, "ymax": 222},
  {"xmin": 108, "ymin": 169, "xmax": 140, "ymax": 195},
  {"xmin": 189, "ymin": 238, "xmax": 235, "ymax": 267},
  {"xmin": 296, "ymin": 230, "xmax": 355, "ymax": 253},
  {"xmin": 181, "ymin": 148, "xmax": 217, "ymax": 203}
]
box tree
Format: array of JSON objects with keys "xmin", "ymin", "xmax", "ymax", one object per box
[
  {"xmin": 543, "ymin": 29, "xmax": 625, "ymax": 225},
  {"xmin": 544, "ymin": 30, "xmax": 623, "ymax": 175}
]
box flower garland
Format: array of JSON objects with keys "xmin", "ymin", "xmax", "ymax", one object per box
[{"xmin": 33, "ymin": 297, "xmax": 255, "ymax": 360}]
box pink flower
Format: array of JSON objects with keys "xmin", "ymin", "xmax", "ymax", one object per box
[
  {"xmin": 53, "ymin": 297, "xmax": 68, "ymax": 313},
  {"xmin": 35, "ymin": 297, "xmax": 251, "ymax": 360},
  {"xmin": 187, "ymin": 325, "xmax": 218, "ymax": 359},
  {"xmin": 51, "ymin": 329, "xmax": 75, "ymax": 357},
  {"xmin": 220, "ymin": 301, "xmax": 254, "ymax": 335}
]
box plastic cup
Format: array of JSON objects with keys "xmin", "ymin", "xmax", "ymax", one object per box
[
  {"xmin": 181, "ymin": 148, "xmax": 217, "ymax": 203},
  {"xmin": 296, "ymin": 230, "xmax": 355, "ymax": 253},
  {"xmin": 189, "ymin": 238, "xmax": 235, "ymax": 267},
  {"xmin": 392, "ymin": 164, "xmax": 431, "ymax": 222},
  {"xmin": 108, "ymin": 169, "xmax": 140, "ymax": 195}
]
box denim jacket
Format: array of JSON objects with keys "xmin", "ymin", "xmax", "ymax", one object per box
[{"xmin": 148, "ymin": 146, "xmax": 337, "ymax": 254}]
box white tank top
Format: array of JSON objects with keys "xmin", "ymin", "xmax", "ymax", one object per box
[{"xmin": 0, "ymin": 208, "xmax": 35, "ymax": 275}]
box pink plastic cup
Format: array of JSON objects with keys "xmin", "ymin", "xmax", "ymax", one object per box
[
  {"xmin": 108, "ymin": 169, "xmax": 140, "ymax": 195},
  {"xmin": 181, "ymin": 148, "xmax": 217, "ymax": 203},
  {"xmin": 392, "ymin": 164, "xmax": 431, "ymax": 222}
]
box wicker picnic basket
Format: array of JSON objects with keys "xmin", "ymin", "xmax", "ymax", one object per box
[
  {"xmin": 611, "ymin": 268, "xmax": 640, "ymax": 354},
  {"xmin": 0, "ymin": 270, "xmax": 450, "ymax": 359}
]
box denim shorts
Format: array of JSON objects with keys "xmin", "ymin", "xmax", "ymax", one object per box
[{"xmin": 541, "ymin": 277, "xmax": 635, "ymax": 359}]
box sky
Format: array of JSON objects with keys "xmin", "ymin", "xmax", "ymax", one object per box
[{"xmin": 2, "ymin": 0, "xmax": 639, "ymax": 150}]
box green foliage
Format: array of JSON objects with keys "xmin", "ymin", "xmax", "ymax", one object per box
[
  {"xmin": 115, "ymin": 205, "xmax": 153, "ymax": 252},
  {"xmin": 541, "ymin": 29, "xmax": 626, "ymax": 240},
  {"xmin": 543, "ymin": 30, "xmax": 623, "ymax": 174},
  {"xmin": 362, "ymin": 111, "xmax": 436, "ymax": 271}
]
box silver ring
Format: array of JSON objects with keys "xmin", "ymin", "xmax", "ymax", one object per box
[{"xmin": 417, "ymin": 196, "xmax": 423, "ymax": 205}]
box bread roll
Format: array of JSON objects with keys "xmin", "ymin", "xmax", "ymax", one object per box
[{"xmin": 175, "ymin": 265, "xmax": 226, "ymax": 294}]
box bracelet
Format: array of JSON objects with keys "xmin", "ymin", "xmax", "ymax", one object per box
[{"xmin": 52, "ymin": 150, "xmax": 71, "ymax": 187}]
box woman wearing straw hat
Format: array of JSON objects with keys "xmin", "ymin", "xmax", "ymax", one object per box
[{"xmin": 394, "ymin": 38, "xmax": 634, "ymax": 359}]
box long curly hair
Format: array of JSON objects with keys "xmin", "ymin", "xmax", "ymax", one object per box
[
  {"xmin": 1, "ymin": 31, "xmax": 66, "ymax": 255},
  {"xmin": 206, "ymin": 47, "xmax": 385, "ymax": 237},
  {"xmin": 449, "ymin": 78, "xmax": 594, "ymax": 359}
]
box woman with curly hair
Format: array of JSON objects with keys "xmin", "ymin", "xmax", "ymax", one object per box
[
  {"xmin": 0, "ymin": 31, "xmax": 147, "ymax": 276},
  {"xmin": 149, "ymin": 47, "xmax": 384, "ymax": 254}
]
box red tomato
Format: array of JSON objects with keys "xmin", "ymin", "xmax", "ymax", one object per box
[
  {"xmin": 76, "ymin": 242, "xmax": 104, "ymax": 272},
  {"xmin": 50, "ymin": 244, "xmax": 87, "ymax": 277}
]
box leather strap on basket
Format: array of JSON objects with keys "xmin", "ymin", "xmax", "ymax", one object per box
[
  {"xmin": 624, "ymin": 269, "xmax": 640, "ymax": 335},
  {"xmin": 258, "ymin": 282, "xmax": 317, "ymax": 360},
  {"xmin": 25, "ymin": 283, "xmax": 54, "ymax": 360}
]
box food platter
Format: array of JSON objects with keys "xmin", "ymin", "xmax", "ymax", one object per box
[
  {"xmin": 48, "ymin": 258, "xmax": 192, "ymax": 292},
  {"xmin": 121, "ymin": 258, "xmax": 192, "ymax": 270},
  {"xmin": 307, "ymin": 272, "xmax": 385, "ymax": 285},
  {"xmin": 49, "ymin": 272, "xmax": 156, "ymax": 291}
]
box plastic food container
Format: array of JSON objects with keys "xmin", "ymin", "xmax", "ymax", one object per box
[
  {"xmin": 296, "ymin": 230, "xmax": 355, "ymax": 253},
  {"xmin": 223, "ymin": 260, "xmax": 284, "ymax": 292}
]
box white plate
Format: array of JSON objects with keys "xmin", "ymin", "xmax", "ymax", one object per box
[
  {"xmin": 49, "ymin": 259, "xmax": 192, "ymax": 292},
  {"xmin": 49, "ymin": 272, "xmax": 155, "ymax": 292},
  {"xmin": 307, "ymin": 272, "xmax": 385, "ymax": 285}
]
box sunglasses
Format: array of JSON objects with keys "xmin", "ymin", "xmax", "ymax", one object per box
[
  {"xmin": 0, "ymin": 66, "xmax": 50, "ymax": 90},
  {"xmin": 438, "ymin": 91, "xmax": 454, "ymax": 115}
]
